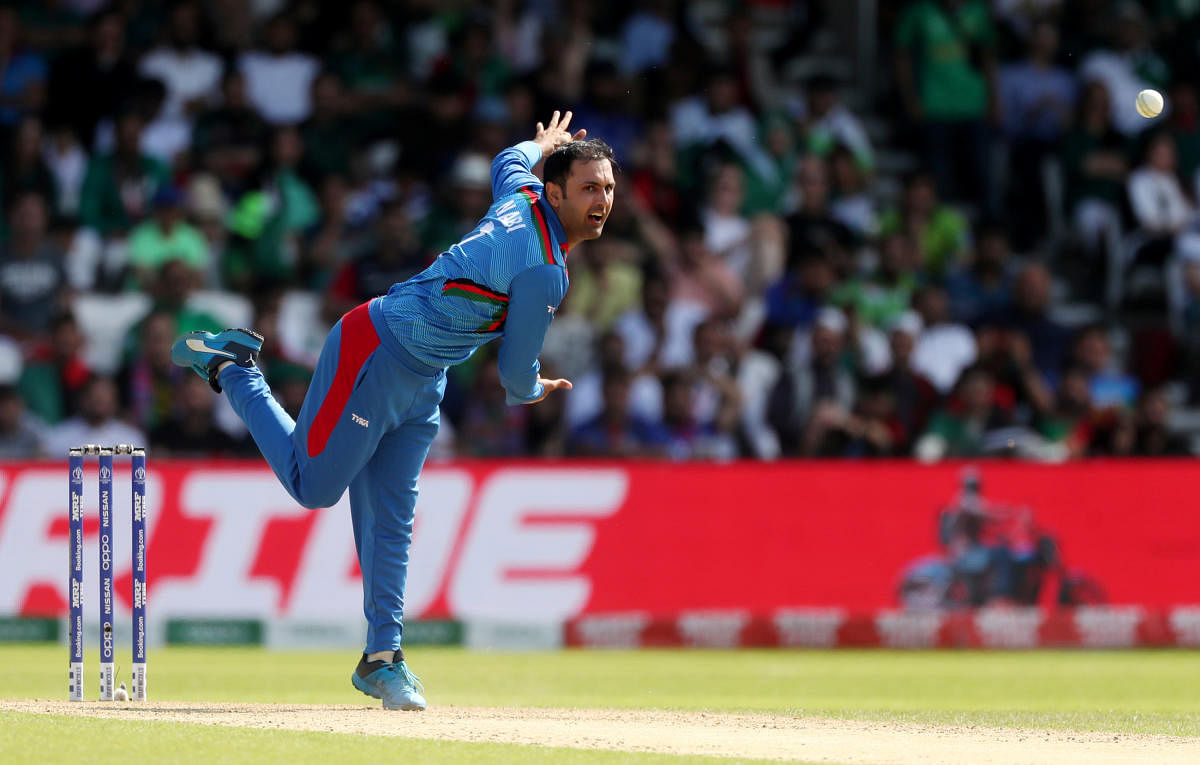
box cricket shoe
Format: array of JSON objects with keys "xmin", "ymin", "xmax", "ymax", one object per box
[
  {"xmin": 170, "ymin": 328, "xmax": 264, "ymax": 393},
  {"xmin": 352, "ymin": 655, "xmax": 426, "ymax": 711}
]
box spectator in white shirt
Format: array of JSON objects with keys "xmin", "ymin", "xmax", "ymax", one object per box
[
  {"xmin": 138, "ymin": 0, "xmax": 222, "ymax": 121},
  {"xmin": 238, "ymin": 14, "xmax": 319, "ymax": 125},
  {"xmin": 911, "ymin": 284, "xmax": 978, "ymax": 394},
  {"xmin": 44, "ymin": 375, "xmax": 146, "ymax": 457},
  {"xmin": 1127, "ymin": 132, "xmax": 1194, "ymax": 238},
  {"xmin": 1079, "ymin": 3, "xmax": 1169, "ymax": 137}
]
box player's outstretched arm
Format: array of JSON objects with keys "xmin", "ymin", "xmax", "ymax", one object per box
[
  {"xmin": 497, "ymin": 264, "xmax": 570, "ymax": 405},
  {"xmin": 490, "ymin": 110, "xmax": 587, "ymax": 200}
]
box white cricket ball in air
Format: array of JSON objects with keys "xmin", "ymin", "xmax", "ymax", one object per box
[
  {"xmin": 1136, "ymin": 89, "xmax": 1164, "ymax": 119},
  {"xmin": 114, "ymin": 682, "xmax": 129, "ymax": 701}
]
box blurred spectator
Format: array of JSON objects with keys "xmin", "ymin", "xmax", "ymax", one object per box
[
  {"xmin": 126, "ymin": 186, "xmax": 211, "ymax": 290},
  {"xmin": 46, "ymin": 10, "xmax": 136, "ymax": 149},
  {"xmin": 1063, "ymin": 80, "xmax": 1129, "ymax": 271},
  {"xmin": 911, "ymin": 284, "xmax": 978, "ymax": 394},
  {"xmin": 1168, "ymin": 80, "xmax": 1200, "ymax": 184},
  {"xmin": 801, "ymin": 74, "xmax": 874, "ymax": 172},
  {"xmin": 880, "ymin": 311, "xmax": 939, "ymax": 451},
  {"xmin": 1178, "ymin": 246, "xmax": 1200, "ymax": 401},
  {"xmin": 894, "ymin": 0, "xmax": 997, "ymax": 214},
  {"xmin": 615, "ymin": 273, "xmax": 706, "ymax": 374},
  {"xmin": 567, "ymin": 365, "xmax": 666, "ymax": 458},
  {"xmin": 1072, "ymin": 324, "xmax": 1139, "ymax": 410},
  {"xmin": 1126, "ymin": 131, "xmax": 1198, "ymax": 255},
  {"xmin": 325, "ymin": 199, "xmax": 427, "ymax": 319},
  {"xmin": 689, "ymin": 317, "xmax": 743, "ymax": 438},
  {"xmin": 0, "ymin": 191, "xmax": 68, "ymax": 338},
  {"xmin": 44, "ymin": 375, "xmax": 146, "ymax": 457},
  {"xmin": 42, "ymin": 121, "xmax": 87, "ymax": 217},
  {"xmin": 879, "ymin": 170, "xmax": 970, "ymax": 277},
  {"xmin": 120, "ymin": 310, "xmax": 188, "ymax": 432},
  {"xmin": 79, "ymin": 108, "xmax": 169, "ymax": 237},
  {"xmin": 298, "ymin": 72, "xmax": 357, "ymax": 186},
  {"xmin": 0, "ymin": 384, "xmax": 44, "ymax": 458},
  {"xmin": 630, "ymin": 119, "xmax": 684, "ymax": 229},
  {"xmin": 973, "ymin": 325, "xmax": 1055, "ymax": 419},
  {"xmin": 784, "ymin": 156, "xmax": 856, "ymax": 294},
  {"xmin": 1036, "ymin": 365, "xmax": 1093, "ymax": 459},
  {"xmin": 327, "ymin": 0, "xmax": 408, "ymax": 116},
  {"xmin": 1131, "ymin": 385, "xmax": 1191, "ymax": 455},
  {"xmin": 671, "ymin": 66, "xmax": 774, "ymax": 188},
  {"xmin": 150, "ymin": 375, "xmax": 243, "ymax": 456},
  {"xmin": 998, "ymin": 21, "xmax": 1076, "ymax": 248},
  {"xmin": 130, "ymin": 72, "xmax": 192, "ymax": 166},
  {"xmin": 573, "ymin": 60, "xmax": 640, "ymax": 165},
  {"xmin": 191, "ymin": 69, "xmax": 269, "ymax": 189},
  {"xmin": 3, "ymin": 115, "xmax": 57, "ymax": 215},
  {"xmin": 619, "ymin": 0, "xmax": 675, "ymax": 76},
  {"xmin": 828, "ymin": 144, "xmax": 878, "ymax": 239},
  {"xmin": 765, "ymin": 252, "xmax": 835, "ymax": 329},
  {"xmin": 979, "ymin": 262, "xmax": 1070, "ymax": 385},
  {"xmin": 737, "ymin": 322, "xmax": 791, "ymax": 460},
  {"xmin": 564, "ymin": 239, "xmax": 643, "ymax": 332},
  {"xmin": 666, "ymin": 220, "xmax": 743, "ymax": 319},
  {"xmin": 1080, "ymin": 2, "xmax": 1169, "ymax": 137},
  {"xmin": 833, "ymin": 232, "xmax": 919, "ymax": 331},
  {"xmin": 770, "ymin": 307, "xmax": 856, "ymax": 455},
  {"xmin": 915, "ymin": 365, "xmax": 1014, "ymax": 459},
  {"xmin": 0, "ymin": 7, "xmax": 46, "ymax": 131},
  {"xmin": 658, "ymin": 368, "xmax": 737, "ymax": 461},
  {"xmin": 18, "ymin": 311, "xmax": 91, "ymax": 425},
  {"xmin": 138, "ymin": 0, "xmax": 223, "ymax": 121},
  {"xmin": 238, "ymin": 13, "xmax": 319, "ymax": 125},
  {"xmin": 946, "ymin": 224, "xmax": 1015, "ymax": 325},
  {"xmin": 565, "ymin": 329, "xmax": 662, "ymax": 430},
  {"xmin": 701, "ymin": 163, "xmax": 754, "ymax": 283}
]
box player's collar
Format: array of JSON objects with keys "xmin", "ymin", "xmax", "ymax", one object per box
[{"xmin": 538, "ymin": 197, "xmax": 570, "ymax": 259}]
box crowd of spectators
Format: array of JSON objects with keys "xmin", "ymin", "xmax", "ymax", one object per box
[{"xmin": 0, "ymin": 0, "xmax": 1195, "ymax": 461}]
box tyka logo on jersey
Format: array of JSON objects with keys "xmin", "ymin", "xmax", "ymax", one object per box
[{"xmin": 351, "ymin": 413, "xmax": 369, "ymax": 428}]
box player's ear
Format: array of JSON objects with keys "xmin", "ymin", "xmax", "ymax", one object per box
[{"xmin": 545, "ymin": 180, "xmax": 563, "ymax": 209}]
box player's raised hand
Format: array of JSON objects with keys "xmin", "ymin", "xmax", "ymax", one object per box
[
  {"xmin": 533, "ymin": 110, "xmax": 586, "ymax": 157},
  {"xmin": 525, "ymin": 376, "xmax": 573, "ymax": 405}
]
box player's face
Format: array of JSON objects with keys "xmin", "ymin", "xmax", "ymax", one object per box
[{"xmin": 557, "ymin": 159, "xmax": 616, "ymax": 243}]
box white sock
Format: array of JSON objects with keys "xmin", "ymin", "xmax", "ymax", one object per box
[
  {"xmin": 366, "ymin": 650, "xmax": 394, "ymax": 664},
  {"xmin": 215, "ymin": 360, "xmax": 234, "ymax": 375}
]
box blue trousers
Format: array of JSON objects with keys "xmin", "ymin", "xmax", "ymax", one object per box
[{"xmin": 218, "ymin": 299, "xmax": 446, "ymax": 653}]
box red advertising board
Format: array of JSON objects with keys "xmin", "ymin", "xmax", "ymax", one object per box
[{"xmin": 0, "ymin": 460, "xmax": 1197, "ymax": 628}]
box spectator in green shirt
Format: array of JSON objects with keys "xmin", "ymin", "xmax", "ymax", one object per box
[
  {"xmin": 79, "ymin": 108, "xmax": 169, "ymax": 236},
  {"xmin": 126, "ymin": 186, "xmax": 211, "ymax": 290},
  {"xmin": 879, "ymin": 171, "xmax": 971, "ymax": 277},
  {"xmin": 894, "ymin": 0, "xmax": 998, "ymax": 215}
]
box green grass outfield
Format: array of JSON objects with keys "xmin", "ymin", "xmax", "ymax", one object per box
[{"xmin": 1, "ymin": 645, "xmax": 1198, "ymax": 763}]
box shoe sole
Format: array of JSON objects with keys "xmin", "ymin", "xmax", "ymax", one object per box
[{"xmin": 350, "ymin": 672, "xmax": 426, "ymax": 711}]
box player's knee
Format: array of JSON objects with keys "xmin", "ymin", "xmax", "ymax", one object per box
[{"xmin": 293, "ymin": 482, "xmax": 345, "ymax": 510}]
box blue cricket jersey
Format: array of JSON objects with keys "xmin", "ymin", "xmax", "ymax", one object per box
[{"xmin": 371, "ymin": 141, "xmax": 570, "ymax": 404}]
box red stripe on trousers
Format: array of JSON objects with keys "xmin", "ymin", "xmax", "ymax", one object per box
[{"xmin": 306, "ymin": 301, "xmax": 381, "ymax": 458}]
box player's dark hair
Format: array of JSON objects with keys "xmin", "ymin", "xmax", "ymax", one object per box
[{"xmin": 543, "ymin": 140, "xmax": 618, "ymax": 196}]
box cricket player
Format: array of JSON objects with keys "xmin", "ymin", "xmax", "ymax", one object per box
[{"xmin": 170, "ymin": 111, "xmax": 615, "ymax": 710}]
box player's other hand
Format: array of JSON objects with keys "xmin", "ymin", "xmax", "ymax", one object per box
[
  {"xmin": 533, "ymin": 110, "xmax": 586, "ymax": 158},
  {"xmin": 526, "ymin": 377, "xmax": 573, "ymax": 404}
]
